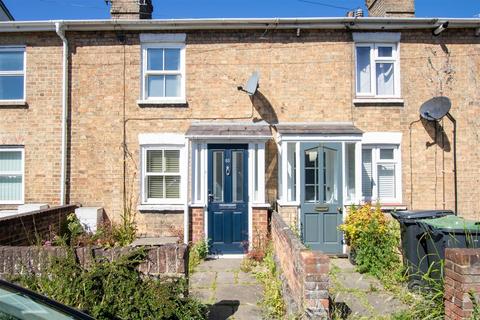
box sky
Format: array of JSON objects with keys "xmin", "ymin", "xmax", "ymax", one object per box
[{"xmin": 3, "ymin": 0, "xmax": 480, "ymax": 21}]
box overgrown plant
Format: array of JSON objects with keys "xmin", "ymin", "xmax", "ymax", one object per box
[
  {"xmin": 11, "ymin": 248, "xmax": 207, "ymax": 320},
  {"xmin": 188, "ymin": 240, "xmax": 209, "ymax": 274},
  {"xmin": 340, "ymin": 204, "xmax": 401, "ymax": 279},
  {"xmin": 253, "ymin": 242, "xmax": 286, "ymax": 319}
]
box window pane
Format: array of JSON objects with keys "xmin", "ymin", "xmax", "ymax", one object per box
[
  {"xmin": 213, "ymin": 151, "xmax": 224, "ymax": 202},
  {"xmin": 380, "ymin": 148, "xmax": 394, "ymax": 160},
  {"xmin": 164, "ymin": 150, "xmax": 180, "ymax": 173},
  {"xmin": 0, "ymin": 175, "xmax": 22, "ymax": 201},
  {"xmin": 376, "ymin": 63, "xmax": 395, "ymax": 95},
  {"xmin": 147, "ymin": 49, "xmax": 163, "ymax": 70},
  {"xmin": 305, "ymin": 186, "xmax": 315, "ymax": 202},
  {"xmin": 287, "ymin": 142, "xmax": 296, "ymax": 202},
  {"xmin": 346, "ymin": 143, "xmax": 356, "ymax": 201},
  {"xmin": 378, "ymin": 164, "xmax": 396, "ymax": 199},
  {"xmin": 232, "ymin": 151, "xmax": 244, "ymax": 202},
  {"xmin": 147, "ymin": 75, "xmax": 164, "ymax": 98},
  {"xmin": 165, "ymin": 75, "xmax": 180, "ymax": 97},
  {"xmin": 378, "ymin": 46, "xmax": 393, "ymax": 57},
  {"xmin": 164, "ymin": 49, "xmax": 180, "ymax": 71},
  {"xmin": 0, "ymin": 51, "xmax": 23, "ymax": 71},
  {"xmin": 165, "ymin": 176, "xmax": 180, "ymax": 198},
  {"xmin": 147, "ymin": 150, "xmax": 163, "ymax": 173},
  {"xmin": 323, "ymin": 147, "xmax": 338, "ymax": 204},
  {"xmin": 362, "ymin": 149, "xmax": 373, "ymax": 198},
  {"xmin": 0, "ymin": 151, "xmax": 22, "ymax": 172},
  {"xmin": 0, "ymin": 76, "xmax": 24, "ymax": 100},
  {"xmin": 147, "ymin": 176, "xmax": 164, "ymax": 198},
  {"xmin": 356, "ymin": 47, "xmax": 371, "ymax": 94}
]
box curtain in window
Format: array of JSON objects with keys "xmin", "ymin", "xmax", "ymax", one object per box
[
  {"xmin": 361, "ymin": 149, "xmax": 373, "ymax": 198},
  {"xmin": 356, "ymin": 47, "xmax": 371, "ymax": 93},
  {"xmin": 378, "ymin": 164, "xmax": 396, "ymax": 199},
  {"xmin": 376, "ymin": 63, "xmax": 395, "ymax": 95},
  {"xmin": 0, "ymin": 151, "xmax": 22, "ymax": 201}
]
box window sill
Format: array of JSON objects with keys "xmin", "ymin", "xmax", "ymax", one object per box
[
  {"xmin": 276, "ymin": 200, "xmax": 300, "ymax": 207},
  {"xmin": 137, "ymin": 99, "xmax": 187, "ymax": 107},
  {"xmin": 251, "ymin": 203, "xmax": 271, "ymax": 208},
  {"xmin": 0, "ymin": 100, "xmax": 27, "ymax": 107},
  {"xmin": 189, "ymin": 203, "xmax": 205, "ymax": 208},
  {"xmin": 353, "ymin": 98, "xmax": 404, "ymax": 106},
  {"xmin": 138, "ymin": 204, "xmax": 184, "ymax": 212}
]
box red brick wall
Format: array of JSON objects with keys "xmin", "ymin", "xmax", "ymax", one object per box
[
  {"xmin": 444, "ymin": 248, "xmax": 480, "ymax": 320},
  {"xmin": 0, "ymin": 205, "xmax": 78, "ymax": 246},
  {"xmin": 189, "ymin": 207, "xmax": 204, "ymax": 243},
  {"xmin": 0, "ymin": 244, "xmax": 187, "ymax": 279},
  {"xmin": 252, "ymin": 207, "xmax": 269, "ymax": 249},
  {"xmin": 271, "ymin": 211, "xmax": 329, "ymax": 318}
]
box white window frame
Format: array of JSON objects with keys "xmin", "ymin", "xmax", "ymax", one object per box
[
  {"xmin": 361, "ymin": 144, "xmax": 402, "ymax": 204},
  {"xmin": 0, "ymin": 46, "xmax": 26, "ymax": 103},
  {"xmin": 140, "ymin": 43, "xmax": 186, "ymax": 104},
  {"xmin": 354, "ymin": 42, "xmax": 400, "ymax": 99},
  {"xmin": 141, "ymin": 144, "xmax": 186, "ymax": 205},
  {"xmin": 0, "ymin": 147, "xmax": 25, "ymax": 205}
]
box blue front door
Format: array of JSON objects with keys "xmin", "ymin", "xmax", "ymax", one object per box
[{"xmin": 207, "ymin": 144, "xmax": 249, "ymax": 254}]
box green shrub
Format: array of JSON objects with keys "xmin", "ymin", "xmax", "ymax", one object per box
[
  {"xmin": 340, "ymin": 204, "xmax": 401, "ymax": 279},
  {"xmin": 188, "ymin": 240, "xmax": 209, "ymax": 274},
  {"xmin": 12, "ymin": 248, "xmax": 207, "ymax": 320}
]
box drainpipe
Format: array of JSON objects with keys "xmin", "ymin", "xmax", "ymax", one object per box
[{"xmin": 55, "ymin": 21, "xmax": 68, "ymax": 205}]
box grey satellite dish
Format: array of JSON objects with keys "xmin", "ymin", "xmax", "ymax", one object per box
[
  {"xmin": 238, "ymin": 71, "xmax": 259, "ymax": 96},
  {"xmin": 419, "ymin": 96, "xmax": 452, "ymax": 121}
]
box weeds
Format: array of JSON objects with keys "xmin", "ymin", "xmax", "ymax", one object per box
[
  {"xmin": 252, "ymin": 242, "xmax": 286, "ymax": 319},
  {"xmin": 11, "ymin": 248, "xmax": 207, "ymax": 320},
  {"xmin": 188, "ymin": 240, "xmax": 209, "ymax": 274}
]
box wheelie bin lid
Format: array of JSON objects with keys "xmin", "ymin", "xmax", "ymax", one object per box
[
  {"xmin": 391, "ymin": 210, "xmax": 454, "ymax": 221},
  {"xmin": 421, "ymin": 215, "xmax": 480, "ymax": 232}
]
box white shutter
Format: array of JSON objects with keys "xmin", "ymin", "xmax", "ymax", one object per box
[
  {"xmin": 362, "ymin": 149, "xmax": 373, "ymax": 198},
  {"xmin": 378, "ymin": 163, "xmax": 396, "ymax": 199}
]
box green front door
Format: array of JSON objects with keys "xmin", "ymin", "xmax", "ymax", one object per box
[{"xmin": 300, "ymin": 142, "xmax": 343, "ymax": 253}]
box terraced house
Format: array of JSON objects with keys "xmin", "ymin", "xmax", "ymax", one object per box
[{"xmin": 0, "ymin": 0, "xmax": 478, "ymax": 255}]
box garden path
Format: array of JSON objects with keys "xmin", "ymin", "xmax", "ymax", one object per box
[
  {"xmin": 189, "ymin": 258, "xmax": 264, "ymax": 320},
  {"xmin": 330, "ymin": 258, "xmax": 409, "ymax": 319}
]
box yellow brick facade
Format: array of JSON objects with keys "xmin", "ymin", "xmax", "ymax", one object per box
[{"xmin": 1, "ymin": 27, "xmax": 479, "ymax": 234}]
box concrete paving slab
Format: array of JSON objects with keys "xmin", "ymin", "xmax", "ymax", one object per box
[
  {"xmin": 216, "ymin": 271, "xmax": 236, "ymax": 285},
  {"xmin": 199, "ymin": 258, "xmax": 243, "ymax": 271},
  {"xmin": 237, "ymin": 271, "xmax": 257, "ymax": 284},
  {"xmin": 190, "ymin": 271, "xmax": 216, "ymax": 289},
  {"xmin": 215, "ymin": 284, "xmax": 263, "ymax": 306},
  {"xmin": 190, "ymin": 288, "xmax": 215, "ymax": 303}
]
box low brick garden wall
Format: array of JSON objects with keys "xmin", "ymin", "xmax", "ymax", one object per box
[
  {"xmin": 0, "ymin": 244, "xmax": 188, "ymax": 279},
  {"xmin": 0, "ymin": 204, "xmax": 78, "ymax": 246},
  {"xmin": 271, "ymin": 211, "xmax": 329, "ymax": 319},
  {"xmin": 444, "ymin": 248, "xmax": 480, "ymax": 319}
]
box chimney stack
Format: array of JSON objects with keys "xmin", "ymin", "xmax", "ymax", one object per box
[
  {"xmin": 365, "ymin": 0, "xmax": 415, "ymax": 17},
  {"xmin": 109, "ymin": 0, "xmax": 153, "ymax": 20}
]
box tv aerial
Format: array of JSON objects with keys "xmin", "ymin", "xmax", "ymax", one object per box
[
  {"xmin": 419, "ymin": 96, "xmax": 458, "ymax": 215},
  {"xmin": 238, "ymin": 71, "xmax": 259, "ymax": 96}
]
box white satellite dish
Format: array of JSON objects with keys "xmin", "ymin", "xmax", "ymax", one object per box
[{"xmin": 238, "ymin": 71, "xmax": 259, "ymax": 96}]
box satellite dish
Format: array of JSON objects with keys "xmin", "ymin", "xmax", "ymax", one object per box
[
  {"xmin": 419, "ymin": 96, "xmax": 452, "ymax": 121},
  {"xmin": 238, "ymin": 71, "xmax": 259, "ymax": 96}
]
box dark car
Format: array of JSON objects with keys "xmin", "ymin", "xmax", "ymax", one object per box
[{"xmin": 0, "ymin": 279, "xmax": 94, "ymax": 320}]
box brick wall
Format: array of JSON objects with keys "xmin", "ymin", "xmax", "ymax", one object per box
[
  {"xmin": 0, "ymin": 205, "xmax": 78, "ymax": 246},
  {"xmin": 189, "ymin": 207, "xmax": 204, "ymax": 243},
  {"xmin": 252, "ymin": 207, "xmax": 270, "ymax": 249},
  {"xmin": 271, "ymin": 211, "xmax": 329, "ymax": 318},
  {"xmin": 1, "ymin": 28, "xmax": 479, "ymax": 235},
  {"xmin": 365, "ymin": 0, "xmax": 415, "ymax": 17},
  {"xmin": 444, "ymin": 248, "xmax": 480, "ymax": 320},
  {"xmin": 0, "ymin": 244, "xmax": 187, "ymax": 279}
]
